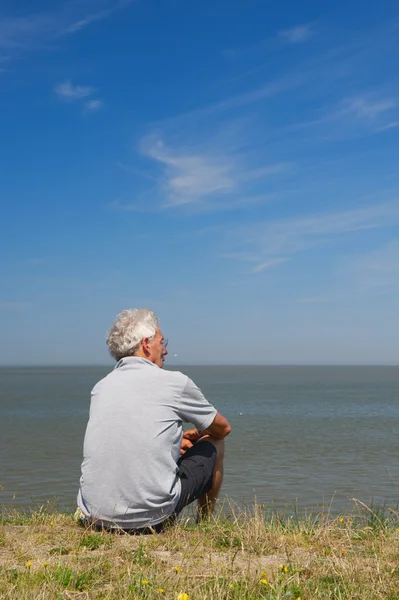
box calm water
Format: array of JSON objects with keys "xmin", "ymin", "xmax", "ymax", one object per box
[{"xmin": 1, "ymin": 366, "xmax": 399, "ymax": 514}]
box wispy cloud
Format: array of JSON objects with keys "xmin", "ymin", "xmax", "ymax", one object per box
[
  {"xmin": 240, "ymin": 163, "xmax": 293, "ymax": 181},
  {"xmin": 55, "ymin": 80, "xmax": 95, "ymax": 100},
  {"xmin": 252, "ymin": 258, "xmax": 289, "ymax": 273},
  {"xmin": 138, "ymin": 133, "xmax": 290, "ymax": 209},
  {"xmin": 61, "ymin": 0, "xmax": 135, "ymax": 35},
  {"xmin": 279, "ymin": 24, "xmax": 313, "ymax": 44},
  {"xmin": 288, "ymin": 89, "xmax": 399, "ymax": 139},
  {"xmin": 0, "ymin": 13, "xmax": 53, "ymax": 50},
  {"xmin": 141, "ymin": 135, "xmax": 234, "ymax": 207},
  {"xmin": 203, "ymin": 72, "xmax": 306, "ymax": 113},
  {"xmin": 158, "ymin": 73, "xmax": 305, "ymax": 129},
  {"xmin": 376, "ymin": 121, "xmax": 399, "ymax": 132},
  {"xmin": 55, "ymin": 80, "xmax": 104, "ymax": 111},
  {"xmin": 0, "ymin": 1, "xmax": 135, "ymax": 56},
  {"xmin": 229, "ymin": 200, "xmax": 399, "ymax": 270},
  {"xmin": 331, "ymin": 92, "xmax": 399, "ymax": 135},
  {"xmin": 343, "ymin": 95, "xmax": 396, "ymax": 119},
  {"xmin": 85, "ymin": 99, "xmax": 103, "ymax": 111}
]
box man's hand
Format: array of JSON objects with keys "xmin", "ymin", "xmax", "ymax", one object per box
[
  {"xmin": 180, "ymin": 437, "xmax": 193, "ymax": 455},
  {"xmin": 180, "ymin": 428, "xmax": 202, "ymax": 455},
  {"xmin": 183, "ymin": 428, "xmax": 202, "ymax": 442}
]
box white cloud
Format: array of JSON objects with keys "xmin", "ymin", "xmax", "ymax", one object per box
[
  {"xmin": 204, "ymin": 73, "xmax": 306, "ymax": 113},
  {"xmin": 284, "ymin": 89, "xmax": 399, "ymax": 142},
  {"xmin": 158, "ymin": 73, "xmax": 305, "ymax": 129},
  {"xmin": 230, "ymin": 200, "xmax": 399, "ymax": 265},
  {"xmin": 343, "ymin": 96, "xmax": 396, "ymax": 119},
  {"xmin": 85, "ymin": 99, "xmax": 103, "ymax": 111},
  {"xmin": 142, "ymin": 136, "xmax": 234, "ymax": 206},
  {"xmin": 0, "ymin": 13, "xmax": 53, "ymax": 50},
  {"xmin": 252, "ymin": 258, "xmax": 289, "ymax": 273},
  {"xmin": 375, "ymin": 121, "xmax": 399, "ymax": 132},
  {"xmin": 139, "ymin": 133, "xmax": 289, "ymax": 209},
  {"xmin": 61, "ymin": 4, "xmax": 124, "ymax": 36},
  {"xmin": 55, "ymin": 80, "xmax": 95, "ymax": 100},
  {"xmin": 279, "ymin": 24, "xmax": 313, "ymax": 44},
  {"xmin": 241, "ymin": 163, "xmax": 292, "ymax": 181},
  {"xmin": 0, "ymin": 1, "xmax": 135, "ymax": 54}
]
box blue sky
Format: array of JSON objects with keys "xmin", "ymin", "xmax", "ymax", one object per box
[{"xmin": 1, "ymin": 0, "xmax": 399, "ymax": 365}]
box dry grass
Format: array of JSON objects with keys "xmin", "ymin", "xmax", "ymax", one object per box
[{"xmin": 1, "ymin": 501, "xmax": 399, "ymax": 599}]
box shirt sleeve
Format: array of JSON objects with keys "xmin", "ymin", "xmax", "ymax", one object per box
[{"xmin": 178, "ymin": 377, "xmax": 217, "ymax": 431}]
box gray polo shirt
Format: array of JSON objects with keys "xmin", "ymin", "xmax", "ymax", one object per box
[{"xmin": 77, "ymin": 357, "xmax": 217, "ymax": 529}]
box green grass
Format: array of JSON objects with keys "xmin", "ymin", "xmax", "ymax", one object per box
[{"xmin": 1, "ymin": 501, "xmax": 399, "ymax": 599}]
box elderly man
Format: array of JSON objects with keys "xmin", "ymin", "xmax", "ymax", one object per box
[{"xmin": 77, "ymin": 308, "xmax": 231, "ymax": 532}]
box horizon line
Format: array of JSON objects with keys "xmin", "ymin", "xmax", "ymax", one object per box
[{"xmin": 0, "ymin": 363, "xmax": 398, "ymax": 368}]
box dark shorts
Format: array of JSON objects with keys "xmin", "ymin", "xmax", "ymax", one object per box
[{"xmin": 174, "ymin": 439, "xmax": 217, "ymax": 514}]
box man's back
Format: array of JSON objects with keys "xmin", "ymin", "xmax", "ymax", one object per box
[{"xmin": 78, "ymin": 357, "xmax": 217, "ymax": 528}]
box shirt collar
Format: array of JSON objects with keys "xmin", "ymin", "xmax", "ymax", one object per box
[{"xmin": 114, "ymin": 356, "xmax": 158, "ymax": 370}]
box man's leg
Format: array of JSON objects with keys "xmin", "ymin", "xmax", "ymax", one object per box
[{"xmin": 196, "ymin": 436, "xmax": 225, "ymax": 521}]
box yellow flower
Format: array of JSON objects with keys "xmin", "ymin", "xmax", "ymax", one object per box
[
  {"xmin": 157, "ymin": 589, "xmax": 165, "ymax": 594},
  {"xmin": 341, "ymin": 549, "xmax": 345, "ymax": 555},
  {"xmin": 279, "ymin": 564, "xmax": 288, "ymax": 573},
  {"xmin": 26, "ymin": 561, "xmax": 32, "ymax": 568},
  {"xmin": 229, "ymin": 583, "xmax": 234, "ymax": 588},
  {"xmin": 50, "ymin": 522, "xmax": 54, "ymax": 527},
  {"xmin": 142, "ymin": 579, "xmax": 149, "ymax": 585},
  {"xmin": 260, "ymin": 578, "xmax": 268, "ymax": 585},
  {"xmin": 339, "ymin": 517, "xmax": 345, "ymax": 523},
  {"xmin": 261, "ymin": 571, "xmax": 267, "ymax": 578},
  {"xmin": 177, "ymin": 594, "xmax": 189, "ymax": 600},
  {"xmin": 43, "ymin": 562, "xmax": 48, "ymax": 567},
  {"xmin": 174, "ymin": 566, "xmax": 181, "ymax": 573},
  {"xmin": 396, "ymin": 528, "xmax": 399, "ymax": 533}
]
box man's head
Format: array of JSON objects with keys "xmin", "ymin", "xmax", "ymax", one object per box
[{"xmin": 106, "ymin": 309, "xmax": 168, "ymax": 368}]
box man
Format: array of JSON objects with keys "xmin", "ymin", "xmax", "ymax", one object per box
[{"xmin": 77, "ymin": 308, "xmax": 231, "ymax": 532}]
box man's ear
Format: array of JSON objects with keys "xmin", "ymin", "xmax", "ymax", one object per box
[{"xmin": 141, "ymin": 337, "xmax": 150, "ymax": 355}]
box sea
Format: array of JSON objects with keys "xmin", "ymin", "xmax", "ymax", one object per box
[{"xmin": 1, "ymin": 365, "xmax": 399, "ymax": 516}]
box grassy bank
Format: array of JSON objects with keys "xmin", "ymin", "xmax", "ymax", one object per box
[{"xmin": 1, "ymin": 502, "xmax": 399, "ymax": 599}]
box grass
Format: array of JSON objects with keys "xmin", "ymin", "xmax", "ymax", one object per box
[{"xmin": 1, "ymin": 500, "xmax": 399, "ymax": 599}]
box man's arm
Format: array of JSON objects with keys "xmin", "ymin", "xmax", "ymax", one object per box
[
  {"xmin": 200, "ymin": 411, "xmax": 231, "ymax": 440},
  {"xmin": 180, "ymin": 412, "xmax": 231, "ymax": 454}
]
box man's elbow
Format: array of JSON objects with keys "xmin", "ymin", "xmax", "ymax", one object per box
[
  {"xmin": 207, "ymin": 414, "xmax": 232, "ymax": 439},
  {"xmin": 217, "ymin": 422, "xmax": 232, "ymax": 439}
]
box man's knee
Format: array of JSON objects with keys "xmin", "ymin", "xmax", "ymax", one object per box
[{"xmin": 199, "ymin": 436, "xmax": 225, "ymax": 461}]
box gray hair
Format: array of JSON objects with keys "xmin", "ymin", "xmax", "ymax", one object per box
[{"xmin": 106, "ymin": 309, "xmax": 159, "ymax": 361}]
